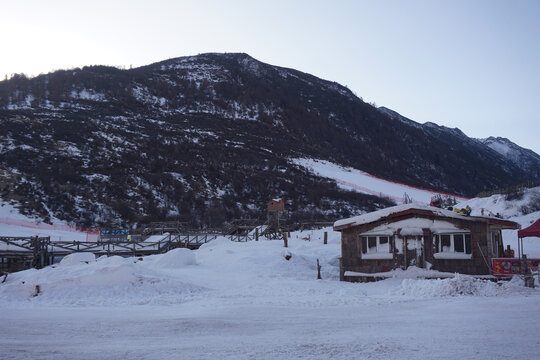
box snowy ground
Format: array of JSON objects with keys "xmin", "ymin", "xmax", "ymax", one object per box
[
  {"xmin": 1, "ymin": 173, "xmax": 540, "ymax": 359},
  {"xmin": 1, "ymin": 231, "xmax": 539, "ymax": 359},
  {"xmin": 2, "ymin": 295, "xmax": 538, "ymax": 360}
]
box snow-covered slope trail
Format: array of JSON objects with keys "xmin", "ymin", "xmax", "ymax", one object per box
[
  {"xmin": 292, "ymin": 158, "xmax": 469, "ymax": 204},
  {"xmin": 0, "ymin": 201, "xmax": 89, "ymax": 241}
]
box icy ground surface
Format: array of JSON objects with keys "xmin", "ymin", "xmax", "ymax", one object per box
[{"xmin": 1, "ymin": 231, "xmax": 539, "ymax": 360}]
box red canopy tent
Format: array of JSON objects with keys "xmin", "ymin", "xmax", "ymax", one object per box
[{"xmin": 517, "ymin": 218, "xmax": 540, "ymax": 258}]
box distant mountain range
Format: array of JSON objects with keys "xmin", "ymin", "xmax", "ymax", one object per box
[
  {"xmin": 378, "ymin": 107, "xmax": 540, "ymax": 177},
  {"xmin": 0, "ymin": 53, "xmax": 538, "ymax": 227},
  {"xmin": 478, "ymin": 136, "xmax": 540, "ymax": 175}
]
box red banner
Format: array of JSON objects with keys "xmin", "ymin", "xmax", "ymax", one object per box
[{"xmin": 492, "ymin": 258, "xmax": 540, "ymax": 277}]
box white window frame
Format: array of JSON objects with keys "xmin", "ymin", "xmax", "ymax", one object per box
[
  {"xmin": 433, "ymin": 233, "xmax": 472, "ymax": 259},
  {"xmin": 360, "ymin": 235, "xmax": 393, "ymax": 260}
]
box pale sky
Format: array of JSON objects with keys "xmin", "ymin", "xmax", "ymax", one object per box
[{"xmin": 1, "ymin": 0, "xmax": 539, "ymax": 153}]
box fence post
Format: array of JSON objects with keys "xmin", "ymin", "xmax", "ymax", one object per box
[
  {"xmin": 523, "ymin": 255, "xmax": 535, "ymax": 288},
  {"xmin": 255, "ymin": 228, "xmax": 259, "ymax": 241},
  {"xmin": 324, "ymin": 232, "xmax": 328, "ymax": 245},
  {"xmin": 284, "ymin": 233, "xmax": 288, "ymax": 248}
]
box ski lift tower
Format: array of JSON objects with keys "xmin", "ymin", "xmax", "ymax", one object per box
[{"xmin": 265, "ymin": 198, "xmax": 285, "ymax": 239}]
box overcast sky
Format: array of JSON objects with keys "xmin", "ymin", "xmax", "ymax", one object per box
[{"xmin": 2, "ymin": 0, "xmax": 539, "ymax": 153}]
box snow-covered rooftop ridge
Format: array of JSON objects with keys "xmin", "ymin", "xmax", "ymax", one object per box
[{"xmin": 334, "ymin": 203, "xmax": 492, "ymax": 229}]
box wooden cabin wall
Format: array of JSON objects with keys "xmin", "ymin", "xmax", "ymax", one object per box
[{"xmin": 340, "ymin": 215, "xmax": 495, "ymax": 278}]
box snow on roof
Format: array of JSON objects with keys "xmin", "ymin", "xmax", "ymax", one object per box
[
  {"xmin": 357, "ymin": 217, "xmax": 468, "ymax": 236},
  {"xmin": 399, "ymin": 228, "xmax": 424, "ymax": 236},
  {"xmin": 334, "ymin": 204, "xmax": 477, "ymax": 230}
]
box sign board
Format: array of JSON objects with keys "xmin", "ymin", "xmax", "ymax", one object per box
[
  {"xmin": 492, "ymin": 258, "xmax": 540, "ymax": 277},
  {"xmin": 100, "ymin": 229, "xmax": 130, "ymax": 242}
]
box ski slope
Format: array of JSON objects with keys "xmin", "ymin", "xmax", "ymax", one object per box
[
  {"xmin": 292, "ymin": 158, "xmax": 469, "ymax": 204},
  {"xmin": 0, "ymin": 201, "xmax": 89, "ymax": 242}
]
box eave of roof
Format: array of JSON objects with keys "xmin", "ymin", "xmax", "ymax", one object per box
[{"xmin": 333, "ymin": 204, "xmax": 520, "ymax": 231}]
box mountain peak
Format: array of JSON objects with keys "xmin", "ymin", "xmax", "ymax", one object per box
[
  {"xmin": 1, "ymin": 55, "xmax": 538, "ymax": 227},
  {"xmin": 479, "ymin": 136, "xmax": 540, "ymax": 173}
]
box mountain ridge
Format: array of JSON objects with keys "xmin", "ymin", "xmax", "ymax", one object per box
[
  {"xmin": 0, "ymin": 53, "xmax": 538, "ymax": 226},
  {"xmin": 378, "ymin": 106, "xmax": 540, "ymax": 177}
]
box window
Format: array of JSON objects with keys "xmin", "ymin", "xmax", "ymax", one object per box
[
  {"xmin": 454, "ymin": 234, "xmax": 464, "ymax": 252},
  {"xmin": 463, "ymin": 234, "xmax": 472, "ymax": 254},
  {"xmin": 368, "ymin": 237, "xmax": 377, "ymax": 252},
  {"xmin": 361, "ymin": 237, "xmax": 368, "ymax": 254},
  {"xmin": 441, "ymin": 235, "xmax": 451, "ymax": 252},
  {"xmin": 490, "ymin": 231, "xmax": 500, "ymax": 257},
  {"xmin": 360, "ymin": 235, "xmax": 393, "ymax": 259},
  {"xmin": 379, "ymin": 236, "xmax": 390, "ymax": 253},
  {"xmin": 433, "ymin": 233, "xmax": 472, "ymax": 259}
]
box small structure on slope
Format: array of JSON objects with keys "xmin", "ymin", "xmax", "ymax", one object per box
[
  {"xmin": 262, "ymin": 198, "xmax": 287, "ymax": 239},
  {"xmin": 333, "ymin": 204, "xmax": 520, "ymax": 282}
]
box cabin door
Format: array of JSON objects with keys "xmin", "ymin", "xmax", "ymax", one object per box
[{"xmin": 404, "ymin": 236, "xmax": 424, "ymax": 268}]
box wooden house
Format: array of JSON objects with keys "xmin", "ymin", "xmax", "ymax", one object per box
[{"xmin": 333, "ymin": 204, "xmax": 520, "ymax": 282}]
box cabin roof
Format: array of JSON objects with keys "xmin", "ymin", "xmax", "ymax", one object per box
[{"xmin": 333, "ymin": 204, "xmax": 520, "ymax": 231}]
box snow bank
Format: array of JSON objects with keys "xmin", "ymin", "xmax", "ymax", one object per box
[
  {"xmin": 394, "ymin": 275, "xmax": 535, "ymax": 297},
  {"xmin": 0, "ymin": 249, "xmax": 207, "ymax": 306},
  {"xmin": 59, "ymin": 252, "xmax": 96, "ymax": 266},
  {"xmin": 0, "ymin": 224, "xmax": 538, "ymax": 309},
  {"xmin": 150, "ymin": 248, "xmax": 197, "ymax": 268}
]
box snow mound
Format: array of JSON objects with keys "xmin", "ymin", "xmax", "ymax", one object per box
[
  {"xmin": 151, "ymin": 248, "xmax": 197, "ymax": 268},
  {"xmin": 394, "ymin": 275, "xmax": 536, "ymax": 297},
  {"xmin": 96, "ymin": 255, "xmax": 129, "ymax": 266},
  {"xmin": 0, "ymin": 251, "xmax": 207, "ymax": 306},
  {"xmin": 59, "ymin": 252, "xmax": 96, "ymax": 266}
]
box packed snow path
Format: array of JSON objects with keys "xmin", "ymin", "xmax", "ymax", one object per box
[{"xmin": 1, "ymin": 294, "xmax": 538, "ymax": 360}]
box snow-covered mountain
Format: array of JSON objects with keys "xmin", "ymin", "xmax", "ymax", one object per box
[
  {"xmin": 0, "ymin": 53, "xmax": 538, "ymax": 227},
  {"xmin": 379, "ymin": 106, "xmax": 540, "ymax": 180},
  {"xmin": 479, "ymin": 136, "xmax": 540, "ymax": 175}
]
